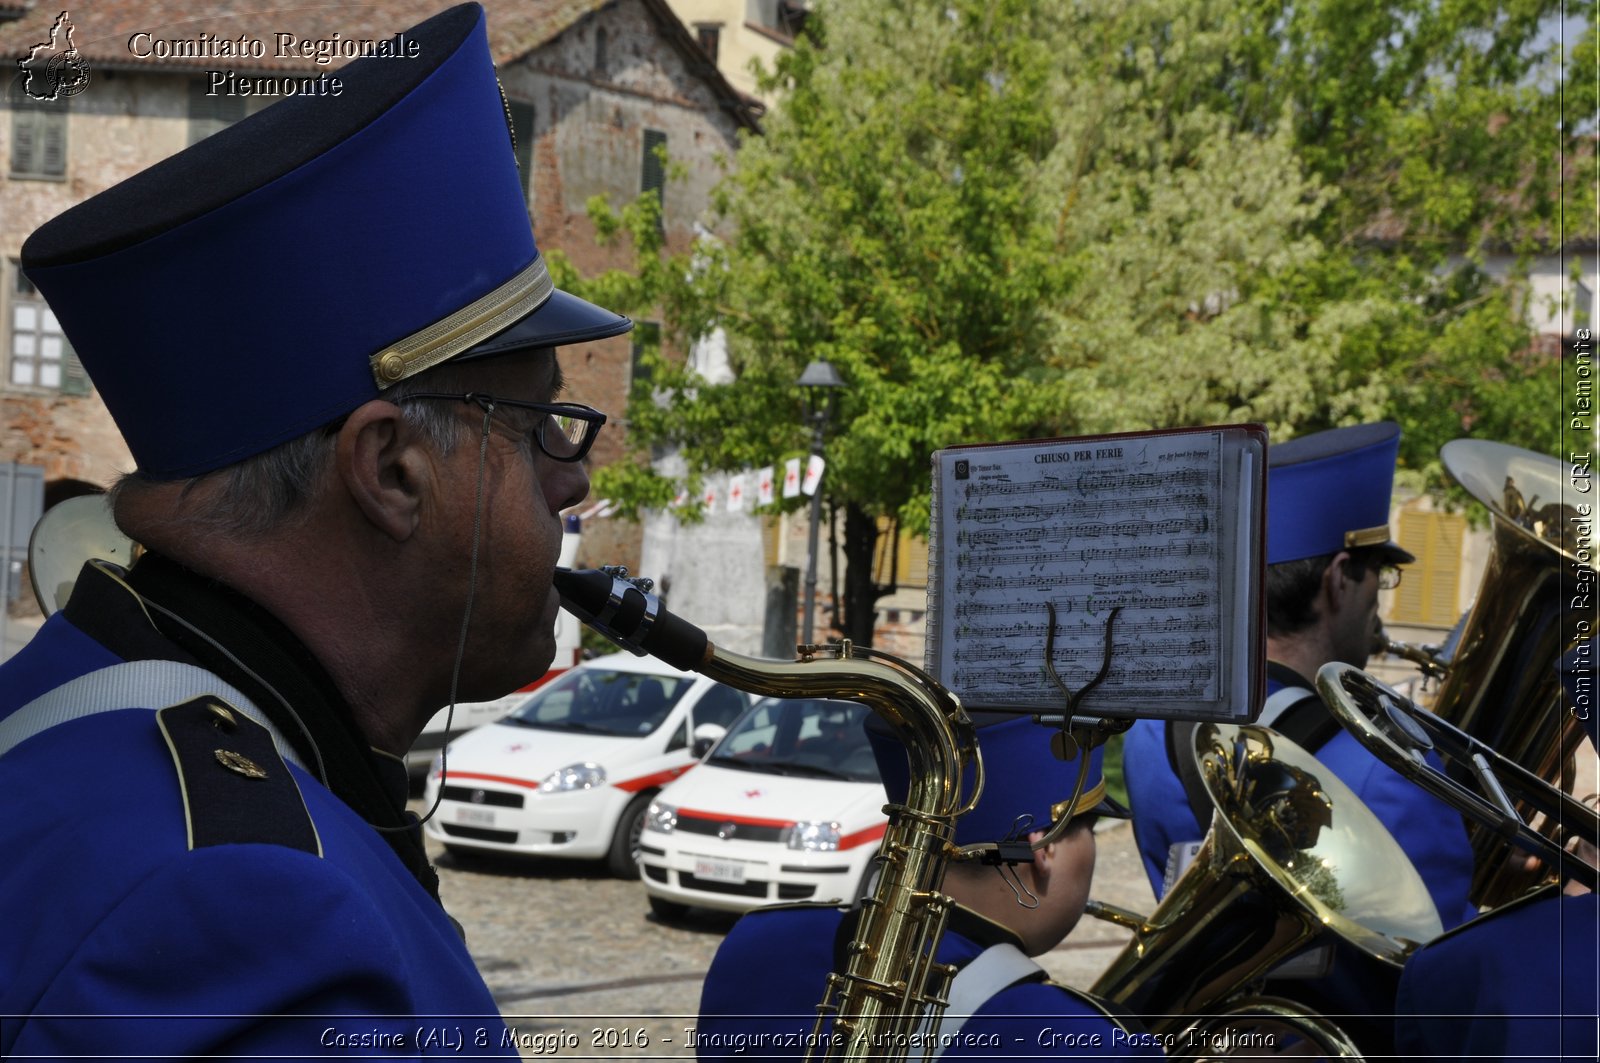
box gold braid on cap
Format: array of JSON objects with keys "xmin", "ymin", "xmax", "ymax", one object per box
[
  {"xmin": 369, "ymin": 257, "xmax": 553, "ymax": 387},
  {"xmin": 1050, "ymin": 778, "xmax": 1107, "ymax": 824},
  {"xmin": 1344, "ymin": 525, "xmax": 1392, "ymax": 550}
]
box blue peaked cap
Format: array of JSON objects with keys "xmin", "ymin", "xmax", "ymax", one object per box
[
  {"xmin": 867, "ymin": 713, "xmax": 1126, "ymax": 848},
  {"xmin": 20, "ymin": 4, "xmax": 629, "ymax": 480},
  {"xmin": 1267, "ymin": 421, "xmax": 1415, "ymax": 566}
]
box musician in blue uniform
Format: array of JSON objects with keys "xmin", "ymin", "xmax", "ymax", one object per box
[
  {"xmin": 1121, "ymin": 422, "xmax": 1478, "ymax": 930},
  {"xmin": 0, "ymin": 5, "xmax": 629, "ymax": 1056},
  {"xmin": 1392, "ymin": 640, "xmax": 1599, "ymax": 1061},
  {"xmin": 697, "ymin": 715, "xmax": 1165, "ymax": 1059}
]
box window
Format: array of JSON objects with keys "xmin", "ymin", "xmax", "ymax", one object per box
[
  {"xmin": 692, "ymin": 685, "xmax": 750, "ymax": 731},
  {"xmin": 9, "ymin": 263, "xmax": 85, "ymax": 393},
  {"xmin": 1388, "ymin": 507, "xmax": 1466, "ymax": 628},
  {"xmin": 631, "ymin": 321, "xmax": 661, "ymax": 390},
  {"xmin": 641, "ymin": 128, "xmax": 667, "ymax": 224},
  {"xmin": 10, "ymin": 95, "xmax": 66, "ymax": 178},
  {"xmin": 188, "ymin": 79, "xmax": 246, "ymax": 145},
  {"xmin": 507, "ymin": 98, "xmax": 534, "ymax": 202},
  {"xmin": 696, "ymin": 24, "xmax": 722, "ymax": 63},
  {"xmin": 871, "ymin": 516, "xmax": 929, "ymax": 591}
]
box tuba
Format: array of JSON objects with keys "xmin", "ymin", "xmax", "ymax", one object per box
[
  {"xmin": 1089, "ymin": 723, "xmax": 1442, "ymax": 1059},
  {"xmin": 1380, "ymin": 440, "xmax": 1593, "ymax": 906},
  {"xmin": 553, "ymin": 566, "xmax": 978, "ymax": 1063}
]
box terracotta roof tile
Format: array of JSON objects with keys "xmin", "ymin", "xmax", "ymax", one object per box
[{"xmin": 0, "ymin": 1, "xmax": 611, "ymax": 74}]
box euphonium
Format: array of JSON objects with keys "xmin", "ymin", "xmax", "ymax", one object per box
[
  {"xmin": 553, "ymin": 566, "xmax": 978, "ymax": 1063},
  {"xmin": 1088, "ymin": 723, "xmax": 1443, "ymax": 1059},
  {"xmin": 1316, "ymin": 662, "xmax": 1598, "ymax": 892}
]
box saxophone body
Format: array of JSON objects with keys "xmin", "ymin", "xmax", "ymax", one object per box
[{"xmin": 553, "ymin": 567, "xmax": 978, "ymax": 1063}]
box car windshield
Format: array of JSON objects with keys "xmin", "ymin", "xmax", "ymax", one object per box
[
  {"xmin": 502, "ymin": 667, "xmax": 689, "ymax": 736},
  {"xmin": 708, "ymin": 698, "xmax": 880, "ymax": 783}
]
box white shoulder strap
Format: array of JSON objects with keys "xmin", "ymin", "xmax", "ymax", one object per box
[
  {"xmin": 930, "ymin": 942, "xmax": 1045, "ymax": 1058},
  {"xmin": 1258, "ymin": 684, "xmax": 1315, "ymax": 729},
  {"xmin": 0, "ymin": 659, "xmax": 307, "ymax": 773}
]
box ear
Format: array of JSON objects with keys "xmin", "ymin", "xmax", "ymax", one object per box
[
  {"xmin": 335, "ymin": 400, "xmax": 432, "ymax": 542},
  {"xmin": 1323, "ymin": 551, "xmax": 1358, "ymax": 611}
]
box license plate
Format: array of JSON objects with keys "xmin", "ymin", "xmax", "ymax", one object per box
[
  {"xmin": 454, "ymin": 806, "xmax": 497, "ymax": 827},
  {"xmin": 694, "ymin": 858, "xmax": 746, "ymax": 884}
]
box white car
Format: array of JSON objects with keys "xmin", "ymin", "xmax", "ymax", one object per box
[
  {"xmin": 637, "ymin": 697, "xmax": 888, "ymax": 919},
  {"xmin": 421, "ymin": 652, "xmax": 753, "ymax": 876}
]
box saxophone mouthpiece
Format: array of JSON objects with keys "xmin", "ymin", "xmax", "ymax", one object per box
[{"xmin": 552, "ymin": 566, "xmax": 710, "ymax": 671}]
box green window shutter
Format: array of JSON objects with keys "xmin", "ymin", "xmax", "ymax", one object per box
[
  {"xmin": 641, "ymin": 129, "xmax": 667, "ymax": 222},
  {"xmin": 40, "ymin": 109, "xmax": 65, "ymax": 175},
  {"xmin": 630, "ymin": 321, "xmax": 660, "ymax": 389},
  {"xmin": 188, "ymin": 80, "xmax": 246, "ymax": 146},
  {"xmin": 58, "ymin": 344, "xmax": 90, "ymax": 396},
  {"xmin": 11, "ymin": 106, "xmax": 37, "ymax": 174},
  {"xmin": 508, "ymin": 99, "xmax": 534, "ymax": 201}
]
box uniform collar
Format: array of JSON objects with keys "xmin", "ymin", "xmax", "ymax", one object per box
[
  {"xmin": 1266, "ymin": 659, "xmax": 1314, "ymax": 691},
  {"xmin": 64, "ymin": 553, "xmax": 441, "ymax": 902}
]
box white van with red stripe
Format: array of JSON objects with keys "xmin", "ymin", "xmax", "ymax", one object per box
[
  {"xmin": 420, "ymin": 652, "xmax": 753, "ymax": 877},
  {"xmin": 637, "ymin": 697, "xmax": 888, "ymax": 919}
]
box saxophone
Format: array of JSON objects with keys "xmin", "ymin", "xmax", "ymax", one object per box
[{"xmin": 553, "ymin": 567, "xmax": 978, "ymax": 1063}]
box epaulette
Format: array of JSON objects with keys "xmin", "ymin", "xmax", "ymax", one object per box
[{"xmin": 157, "ymin": 696, "xmax": 321, "ymax": 855}]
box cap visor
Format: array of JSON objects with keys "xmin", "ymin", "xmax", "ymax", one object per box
[
  {"xmin": 1376, "ymin": 542, "xmax": 1417, "ymax": 566},
  {"xmin": 458, "ymin": 286, "xmax": 632, "ymax": 360},
  {"xmin": 1093, "ymin": 793, "xmax": 1133, "ymax": 820}
]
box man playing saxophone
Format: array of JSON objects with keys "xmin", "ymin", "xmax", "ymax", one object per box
[
  {"xmin": 0, "ymin": 4, "xmax": 628, "ymax": 1055},
  {"xmin": 696, "ymin": 714, "xmax": 1164, "ymax": 1059}
]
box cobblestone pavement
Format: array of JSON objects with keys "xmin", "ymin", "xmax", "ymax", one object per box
[{"xmin": 418, "ymin": 810, "xmax": 1153, "ymax": 1059}]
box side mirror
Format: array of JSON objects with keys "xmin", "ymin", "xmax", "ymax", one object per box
[{"xmin": 691, "ymin": 722, "xmax": 727, "ymax": 759}]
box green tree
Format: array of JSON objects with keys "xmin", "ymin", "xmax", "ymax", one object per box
[{"xmin": 554, "ymin": 0, "xmax": 1587, "ymax": 646}]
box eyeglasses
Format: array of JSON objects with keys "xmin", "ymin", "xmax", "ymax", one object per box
[{"xmin": 398, "ymin": 392, "xmax": 607, "ymax": 463}]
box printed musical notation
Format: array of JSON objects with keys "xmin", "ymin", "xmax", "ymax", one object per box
[{"xmin": 929, "ymin": 427, "xmax": 1264, "ymax": 717}]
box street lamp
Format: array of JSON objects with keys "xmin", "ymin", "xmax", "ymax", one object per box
[{"xmin": 797, "ymin": 358, "xmax": 846, "ymax": 645}]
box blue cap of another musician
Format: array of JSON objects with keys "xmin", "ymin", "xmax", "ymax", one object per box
[
  {"xmin": 1267, "ymin": 421, "xmax": 1416, "ymax": 566},
  {"xmin": 867, "ymin": 714, "xmax": 1128, "ymax": 848}
]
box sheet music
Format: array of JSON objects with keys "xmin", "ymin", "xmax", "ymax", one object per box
[{"xmin": 933, "ymin": 430, "xmax": 1242, "ymax": 713}]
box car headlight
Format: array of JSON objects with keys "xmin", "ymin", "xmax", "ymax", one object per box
[
  {"xmin": 782, "ymin": 820, "xmax": 842, "ymax": 852},
  {"xmin": 539, "ymin": 762, "xmax": 606, "ymax": 793},
  {"xmin": 644, "ymin": 801, "xmax": 678, "ymax": 834}
]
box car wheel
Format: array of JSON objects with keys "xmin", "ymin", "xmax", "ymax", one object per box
[
  {"xmin": 853, "ymin": 861, "xmax": 883, "ymax": 905},
  {"xmin": 607, "ymin": 792, "xmax": 652, "ymax": 878},
  {"xmin": 648, "ymin": 895, "xmax": 690, "ymax": 922}
]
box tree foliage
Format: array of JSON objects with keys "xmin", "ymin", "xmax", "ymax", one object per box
[{"xmin": 551, "ymin": 0, "xmax": 1591, "ymax": 645}]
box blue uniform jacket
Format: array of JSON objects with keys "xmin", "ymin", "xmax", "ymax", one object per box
[
  {"xmin": 1395, "ymin": 888, "xmax": 1599, "ymax": 1061},
  {"xmin": 696, "ymin": 904, "xmax": 1164, "ymax": 1059},
  {"xmin": 0, "ymin": 561, "xmax": 514, "ymax": 1058},
  {"xmin": 1121, "ymin": 664, "xmax": 1478, "ymax": 928}
]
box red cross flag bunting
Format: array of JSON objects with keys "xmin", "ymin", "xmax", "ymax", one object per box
[
  {"xmin": 801, "ymin": 454, "xmax": 826, "ymax": 496},
  {"xmin": 783, "ymin": 457, "xmax": 802, "ymax": 499},
  {"xmin": 757, "ymin": 466, "xmax": 775, "ymax": 506}
]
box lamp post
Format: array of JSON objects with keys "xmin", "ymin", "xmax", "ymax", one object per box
[{"xmin": 797, "ymin": 358, "xmax": 846, "ymax": 645}]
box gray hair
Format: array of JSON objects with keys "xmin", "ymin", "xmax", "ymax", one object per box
[{"xmin": 110, "ymin": 367, "xmax": 476, "ymax": 539}]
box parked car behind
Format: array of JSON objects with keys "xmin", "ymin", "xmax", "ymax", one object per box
[
  {"xmin": 421, "ymin": 652, "xmax": 752, "ymax": 876},
  {"xmin": 638, "ymin": 697, "xmax": 888, "ymax": 919}
]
